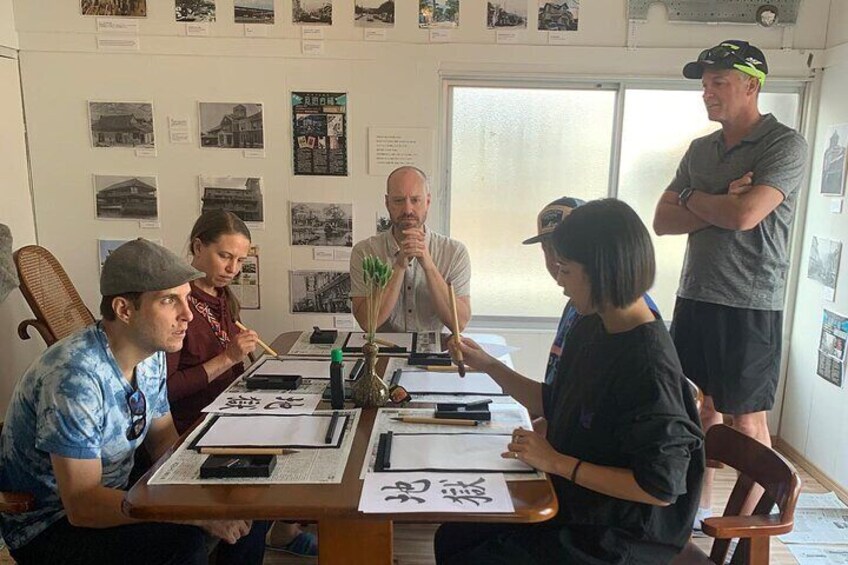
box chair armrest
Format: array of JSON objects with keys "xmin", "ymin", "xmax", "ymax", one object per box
[
  {"xmin": 0, "ymin": 491, "xmax": 35, "ymax": 513},
  {"xmin": 702, "ymin": 514, "xmax": 794, "ymax": 539},
  {"xmin": 17, "ymin": 319, "xmax": 54, "ymax": 346}
]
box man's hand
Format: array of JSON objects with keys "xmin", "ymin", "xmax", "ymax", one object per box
[
  {"xmin": 728, "ymin": 171, "xmax": 754, "ymax": 195},
  {"xmin": 398, "ymin": 228, "xmax": 434, "ymax": 270},
  {"xmin": 199, "ymin": 520, "xmax": 252, "ymax": 544}
]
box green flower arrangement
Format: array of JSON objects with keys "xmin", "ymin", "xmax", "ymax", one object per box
[{"xmin": 362, "ymin": 255, "xmax": 392, "ymax": 343}]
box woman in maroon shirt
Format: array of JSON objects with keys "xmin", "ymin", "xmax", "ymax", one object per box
[
  {"xmin": 167, "ymin": 210, "xmax": 317, "ymax": 558},
  {"xmin": 166, "ymin": 210, "xmax": 258, "ymax": 434}
]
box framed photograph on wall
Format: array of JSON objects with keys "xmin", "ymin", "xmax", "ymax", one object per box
[
  {"xmin": 176, "ymin": 0, "xmax": 216, "ymax": 22},
  {"xmin": 89, "ymin": 102, "xmax": 154, "ymax": 149},
  {"xmin": 199, "ymin": 176, "xmax": 265, "ymax": 224},
  {"xmin": 537, "ymin": 0, "xmax": 579, "ymax": 31},
  {"xmin": 81, "ymin": 0, "xmax": 147, "ymax": 16},
  {"xmin": 93, "ymin": 175, "xmax": 158, "ymax": 221},
  {"xmin": 235, "ymin": 0, "xmax": 274, "ymax": 23},
  {"xmin": 419, "ymin": 0, "xmax": 459, "ymax": 28},
  {"xmin": 293, "ymin": 0, "xmax": 332, "ymax": 25},
  {"xmin": 821, "ymin": 123, "xmax": 848, "ymax": 196},
  {"xmin": 290, "ymin": 270, "xmax": 351, "ymax": 313},
  {"xmin": 355, "ymin": 0, "xmax": 393, "ymax": 27},
  {"xmin": 199, "ymin": 103, "xmax": 264, "ymax": 149},
  {"xmin": 487, "ymin": 1, "xmax": 527, "ymax": 29},
  {"xmin": 807, "ymin": 236, "xmax": 843, "ymax": 302},
  {"xmin": 291, "ymin": 202, "xmax": 353, "ymax": 247}
]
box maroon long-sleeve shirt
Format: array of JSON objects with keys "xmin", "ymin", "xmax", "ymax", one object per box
[{"xmin": 166, "ymin": 282, "xmax": 244, "ymax": 434}]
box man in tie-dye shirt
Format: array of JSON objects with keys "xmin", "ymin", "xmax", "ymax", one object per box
[{"xmin": 0, "ymin": 239, "xmax": 253, "ymax": 565}]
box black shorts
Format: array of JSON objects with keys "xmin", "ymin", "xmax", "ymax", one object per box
[{"xmin": 670, "ymin": 298, "xmax": 782, "ymax": 415}]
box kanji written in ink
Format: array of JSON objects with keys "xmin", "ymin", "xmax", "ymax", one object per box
[
  {"xmin": 263, "ymin": 396, "xmax": 306, "ymax": 411},
  {"xmin": 220, "ymin": 395, "xmax": 261, "ymax": 410},
  {"xmin": 381, "ymin": 479, "xmax": 431, "ymax": 504},
  {"xmin": 440, "ymin": 477, "xmax": 493, "ymax": 506}
]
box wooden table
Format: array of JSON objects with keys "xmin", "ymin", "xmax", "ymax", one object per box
[{"xmin": 124, "ymin": 332, "xmax": 558, "ymax": 565}]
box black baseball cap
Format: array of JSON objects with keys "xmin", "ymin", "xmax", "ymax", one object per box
[{"xmin": 683, "ymin": 40, "xmax": 768, "ymax": 86}]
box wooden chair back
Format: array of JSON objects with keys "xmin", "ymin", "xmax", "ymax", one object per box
[
  {"xmin": 673, "ymin": 424, "xmax": 802, "ymax": 565},
  {"xmin": 13, "ymin": 245, "xmax": 95, "ymax": 346}
]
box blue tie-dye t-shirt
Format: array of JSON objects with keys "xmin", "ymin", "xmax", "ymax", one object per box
[{"xmin": 0, "ymin": 322, "xmax": 170, "ymax": 550}]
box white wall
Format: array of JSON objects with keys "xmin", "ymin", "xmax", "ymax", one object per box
[
  {"xmin": 779, "ymin": 33, "xmax": 848, "ymax": 485},
  {"xmin": 3, "ymin": 1, "xmax": 832, "ymax": 413},
  {"xmin": 0, "ymin": 0, "xmax": 18, "ymax": 49},
  {"xmin": 826, "ymin": 0, "xmax": 848, "ymax": 48}
]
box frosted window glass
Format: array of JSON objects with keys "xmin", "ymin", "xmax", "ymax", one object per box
[
  {"xmin": 449, "ymin": 87, "xmax": 615, "ymax": 318},
  {"xmin": 618, "ymin": 90, "xmax": 801, "ymax": 317}
]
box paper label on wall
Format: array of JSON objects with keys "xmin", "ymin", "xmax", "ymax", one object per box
[
  {"xmin": 334, "ymin": 316, "xmax": 355, "ymax": 330},
  {"xmin": 96, "ymin": 19, "xmax": 139, "ymax": 34},
  {"xmin": 302, "ymin": 27, "xmax": 325, "ymax": 40},
  {"xmin": 429, "ymin": 29, "xmax": 451, "ymax": 42},
  {"xmin": 244, "ymin": 24, "xmax": 268, "ymax": 37},
  {"xmin": 168, "ymin": 116, "xmax": 191, "ymax": 144},
  {"xmin": 548, "ymin": 31, "xmax": 571, "ymax": 44},
  {"xmin": 830, "ymin": 198, "xmax": 844, "ymax": 214},
  {"xmin": 244, "ymin": 149, "xmax": 265, "ymax": 158},
  {"xmin": 135, "ymin": 147, "xmax": 157, "ymax": 157},
  {"xmin": 313, "ymin": 248, "xmax": 335, "ymax": 261},
  {"xmin": 96, "ymin": 35, "xmax": 140, "ymax": 51},
  {"xmin": 364, "ymin": 29, "xmax": 387, "ymax": 41},
  {"xmin": 496, "ymin": 31, "xmax": 519, "ymax": 43},
  {"xmin": 302, "ymin": 40, "xmax": 325, "ymax": 56},
  {"xmin": 186, "ymin": 23, "xmax": 210, "ymax": 36},
  {"xmin": 333, "ymin": 248, "xmax": 352, "ymax": 262},
  {"xmin": 139, "ymin": 220, "xmax": 160, "ymax": 229},
  {"xmin": 359, "ymin": 472, "xmax": 514, "ymax": 514},
  {"xmin": 368, "ymin": 127, "xmax": 434, "ymax": 176}
]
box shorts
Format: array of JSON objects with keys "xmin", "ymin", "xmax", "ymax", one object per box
[{"xmin": 670, "ymin": 298, "xmax": 782, "ymax": 415}]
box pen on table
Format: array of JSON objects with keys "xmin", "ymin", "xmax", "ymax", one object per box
[
  {"xmin": 235, "ymin": 321, "xmax": 279, "ymax": 357},
  {"xmin": 391, "ymin": 416, "xmax": 479, "ymax": 427},
  {"xmin": 325, "ymin": 410, "xmax": 340, "ymax": 444},
  {"xmin": 447, "ymin": 281, "xmax": 466, "ymax": 377},
  {"xmin": 199, "ymin": 447, "xmax": 299, "ymax": 456}
]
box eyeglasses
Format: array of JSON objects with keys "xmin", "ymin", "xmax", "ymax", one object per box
[
  {"xmin": 697, "ymin": 43, "xmax": 766, "ymax": 87},
  {"xmin": 126, "ymin": 389, "xmax": 147, "ymax": 441}
]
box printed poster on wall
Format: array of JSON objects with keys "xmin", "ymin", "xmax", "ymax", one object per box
[
  {"xmin": 291, "ymin": 92, "xmax": 348, "ymax": 176},
  {"xmin": 231, "ymin": 245, "xmax": 260, "ymax": 309},
  {"xmin": 818, "ymin": 309, "xmax": 848, "ymax": 387}
]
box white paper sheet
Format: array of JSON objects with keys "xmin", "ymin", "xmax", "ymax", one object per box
[
  {"xmin": 195, "ymin": 414, "xmax": 346, "ymax": 448},
  {"xmin": 149, "ymin": 410, "xmax": 360, "ymax": 485},
  {"xmin": 397, "ymin": 371, "xmax": 504, "ymax": 395},
  {"xmin": 286, "ymin": 331, "xmax": 349, "ymax": 355},
  {"xmin": 201, "ymin": 392, "xmax": 322, "ymax": 415},
  {"xmin": 346, "ymin": 332, "xmax": 413, "ymax": 351},
  {"xmin": 247, "ymin": 357, "xmax": 359, "ymax": 380},
  {"xmin": 360, "ymin": 406, "xmax": 542, "ymax": 481},
  {"xmin": 384, "ymin": 434, "xmax": 533, "ymax": 473},
  {"xmin": 779, "ymin": 508, "xmax": 848, "ymax": 544},
  {"xmin": 798, "ymin": 492, "xmax": 848, "ymax": 509},
  {"xmin": 787, "ymin": 545, "xmax": 848, "ymax": 564},
  {"xmin": 359, "ymin": 472, "xmax": 515, "ymax": 514}
]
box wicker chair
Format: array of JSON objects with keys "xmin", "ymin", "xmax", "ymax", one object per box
[
  {"xmin": 672, "ymin": 424, "xmax": 802, "ymax": 565},
  {"xmin": 13, "ymin": 245, "xmax": 95, "ymax": 347}
]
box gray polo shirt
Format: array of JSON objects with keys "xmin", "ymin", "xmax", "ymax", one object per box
[
  {"xmin": 667, "ymin": 114, "xmax": 807, "ymax": 311},
  {"xmin": 350, "ymin": 228, "xmax": 471, "ymax": 332}
]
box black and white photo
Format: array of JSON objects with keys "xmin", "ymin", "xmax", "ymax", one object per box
[
  {"xmin": 293, "ymin": 0, "xmax": 332, "ymax": 25},
  {"xmin": 376, "ymin": 212, "xmax": 391, "ymax": 233},
  {"xmin": 291, "ymin": 202, "xmax": 353, "ymax": 247},
  {"xmin": 807, "ymin": 236, "xmax": 843, "ymax": 298},
  {"xmin": 81, "ymin": 0, "xmax": 147, "ymax": 16},
  {"xmin": 89, "ymin": 102, "xmax": 154, "ymax": 148},
  {"xmin": 290, "ymin": 271, "xmax": 352, "ymax": 313},
  {"xmin": 487, "ymin": 1, "xmax": 527, "ymax": 29},
  {"xmin": 200, "ymin": 176, "xmax": 264, "ymax": 223},
  {"xmin": 821, "ymin": 124, "xmax": 848, "ymax": 196},
  {"xmin": 538, "ymin": 0, "xmax": 579, "ymax": 31},
  {"xmin": 235, "ymin": 0, "xmax": 274, "ymax": 23},
  {"xmin": 176, "ymin": 0, "xmax": 216, "ymax": 22},
  {"xmin": 355, "ymin": 0, "xmax": 394, "ymax": 27},
  {"xmin": 94, "ymin": 175, "xmax": 158, "ymax": 220},
  {"xmin": 419, "ymin": 0, "xmax": 459, "ymax": 28},
  {"xmin": 199, "ymin": 103, "xmax": 264, "ymax": 149}
]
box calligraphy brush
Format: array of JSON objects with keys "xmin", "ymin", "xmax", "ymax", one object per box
[
  {"xmin": 447, "ymin": 281, "xmax": 466, "ymax": 377},
  {"xmin": 235, "ymin": 321, "xmax": 279, "ymax": 357}
]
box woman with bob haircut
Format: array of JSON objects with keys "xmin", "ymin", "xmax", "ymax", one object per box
[{"xmin": 435, "ymin": 199, "xmax": 705, "ymax": 564}]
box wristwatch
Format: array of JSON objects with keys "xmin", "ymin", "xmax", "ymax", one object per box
[{"xmin": 678, "ymin": 188, "xmax": 695, "ymax": 208}]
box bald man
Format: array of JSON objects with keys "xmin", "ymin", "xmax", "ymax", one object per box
[{"xmin": 350, "ymin": 166, "xmax": 471, "ymax": 333}]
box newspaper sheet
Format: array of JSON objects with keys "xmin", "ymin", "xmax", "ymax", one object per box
[
  {"xmin": 787, "ymin": 545, "xmax": 848, "ymax": 564},
  {"xmin": 779, "ymin": 507, "xmax": 848, "ymax": 544},
  {"xmin": 286, "ymin": 330, "xmax": 349, "ymax": 355},
  {"xmin": 149, "ymin": 409, "xmax": 360, "ymax": 485},
  {"xmin": 360, "ymin": 405, "xmax": 543, "ymax": 481}
]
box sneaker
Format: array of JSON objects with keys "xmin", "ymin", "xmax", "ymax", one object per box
[{"xmin": 267, "ymin": 531, "xmax": 318, "ymax": 557}]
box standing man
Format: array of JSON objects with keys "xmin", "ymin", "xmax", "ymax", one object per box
[
  {"xmin": 653, "ymin": 40, "xmax": 807, "ymax": 521},
  {"xmin": 350, "ymin": 166, "xmax": 471, "ymax": 333},
  {"xmin": 0, "ymin": 239, "xmax": 253, "ymax": 564}
]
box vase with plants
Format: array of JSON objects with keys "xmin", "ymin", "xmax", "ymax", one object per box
[{"xmin": 351, "ymin": 254, "xmax": 392, "ymax": 408}]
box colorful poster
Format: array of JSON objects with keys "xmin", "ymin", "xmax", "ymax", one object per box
[
  {"xmin": 818, "ymin": 309, "xmax": 848, "ymax": 387},
  {"xmin": 291, "ymin": 92, "xmax": 348, "ymax": 176}
]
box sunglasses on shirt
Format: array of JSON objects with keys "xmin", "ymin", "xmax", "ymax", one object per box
[
  {"xmin": 696, "ymin": 43, "xmax": 766, "ymax": 86},
  {"xmin": 126, "ymin": 388, "xmax": 147, "ymax": 441}
]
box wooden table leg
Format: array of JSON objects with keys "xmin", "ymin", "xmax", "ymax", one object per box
[{"xmin": 318, "ymin": 518, "xmax": 393, "ymax": 565}]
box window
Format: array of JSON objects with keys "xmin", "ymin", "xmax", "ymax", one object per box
[{"xmin": 447, "ymin": 81, "xmax": 803, "ymax": 320}]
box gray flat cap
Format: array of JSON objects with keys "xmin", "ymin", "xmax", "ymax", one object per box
[{"xmin": 100, "ymin": 238, "xmax": 203, "ymax": 296}]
